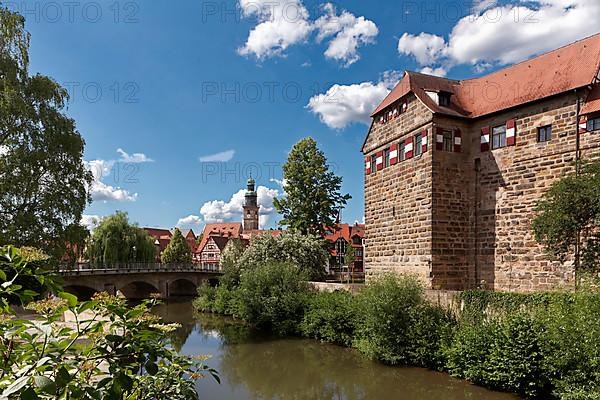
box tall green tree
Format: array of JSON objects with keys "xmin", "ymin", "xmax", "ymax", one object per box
[
  {"xmin": 86, "ymin": 212, "xmax": 156, "ymax": 265},
  {"xmin": 344, "ymin": 243, "xmax": 356, "ymax": 267},
  {"xmin": 532, "ymin": 160, "xmax": 600, "ymax": 282},
  {"xmin": 162, "ymin": 228, "xmax": 192, "ymax": 264},
  {"xmin": 0, "ymin": 6, "xmax": 92, "ymax": 254},
  {"xmin": 274, "ymin": 137, "xmax": 351, "ymax": 236}
]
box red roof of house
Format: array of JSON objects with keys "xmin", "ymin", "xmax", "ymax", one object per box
[
  {"xmin": 582, "ymin": 83, "xmax": 600, "ymax": 115},
  {"xmin": 195, "ymin": 223, "xmax": 243, "ymax": 253},
  {"xmin": 144, "ymin": 227, "xmax": 172, "ymax": 239},
  {"xmin": 324, "ymin": 223, "xmax": 365, "ymax": 244},
  {"xmin": 373, "ymin": 32, "xmax": 600, "ymax": 119}
]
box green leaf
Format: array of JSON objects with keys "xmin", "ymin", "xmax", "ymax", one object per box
[
  {"xmin": 58, "ymin": 292, "xmax": 78, "ymax": 308},
  {"xmin": 55, "ymin": 366, "xmax": 72, "ymax": 388},
  {"xmin": 145, "ymin": 361, "xmax": 158, "ymax": 376},
  {"xmin": 19, "ymin": 387, "xmax": 39, "ymax": 400},
  {"xmin": 33, "ymin": 376, "xmax": 56, "ymax": 395}
]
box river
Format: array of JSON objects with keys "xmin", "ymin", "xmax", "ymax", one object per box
[{"xmin": 153, "ymin": 300, "xmax": 519, "ymax": 400}]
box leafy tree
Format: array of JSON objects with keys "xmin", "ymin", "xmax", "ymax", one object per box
[
  {"xmin": 274, "ymin": 137, "xmax": 351, "ymax": 236},
  {"xmin": 162, "ymin": 228, "xmax": 192, "ymax": 264},
  {"xmin": 344, "ymin": 243, "xmax": 355, "ymax": 268},
  {"xmin": 532, "ymin": 160, "xmax": 600, "ymax": 281},
  {"xmin": 238, "ymin": 232, "xmax": 329, "ymax": 281},
  {"xmin": 0, "ymin": 6, "xmax": 92, "ymax": 254},
  {"xmin": 219, "ymin": 238, "xmax": 247, "ymax": 289},
  {"xmin": 86, "ymin": 211, "xmax": 156, "ymax": 265}
]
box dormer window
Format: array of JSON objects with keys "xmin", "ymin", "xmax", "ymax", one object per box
[{"xmin": 439, "ymin": 92, "xmax": 451, "ymax": 107}]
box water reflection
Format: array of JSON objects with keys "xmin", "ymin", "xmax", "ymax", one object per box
[{"xmin": 153, "ymin": 300, "xmax": 519, "ymax": 400}]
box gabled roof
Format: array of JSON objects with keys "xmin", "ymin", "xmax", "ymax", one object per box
[
  {"xmin": 372, "ymin": 32, "xmax": 600, "ymax": 120},
  {"xmin": 324, "ymin": 223, "xmax": 365, "ymax": 244},
  {"xmin": 144, "ymin": 228, "xmax": 172, "ymax": 239},
  {"xmin": 195, "ymin": 223, "xmax": 243, "ymax": 253}
]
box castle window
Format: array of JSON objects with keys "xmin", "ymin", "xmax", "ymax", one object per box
[
  {"xmin": 538, "ymin": 125, "xmax": 552, "ymax": 142},
  {"xmin": 399, "ymin": 141, "xmax": 406, "ymax": 161},
  {"xmin": 383, "ymin": 147, "xmax": 391, "ymax": 167},
  {"xmin": 370, "ymin": 154, "xmax": 376, "ymax": 174},
  {"xmin": 492, "ymin": 125, "xmax": 507, "ymax": 149},
  {"xmin": 442, "ymin": 130, "xmax": 454, "ymax": 152},
  {"xmin": 588, "ymin": 117, "xmax": 600, "ymax": 132},
  {"xmin": 414, "ymin": 134, "xmax": 423, "ymax": 156},
  {"xmin": 439, "ymin": 92, "xmax": 451, "ymax": 107}
]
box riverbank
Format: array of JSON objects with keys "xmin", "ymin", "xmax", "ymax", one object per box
[
  {"xmin": 194, "ymin": 271, "xmax": 600, "ymax": 400},
  {"xmin": 155, "ymin": 300, "xmax": 519, "ymax": 400}
]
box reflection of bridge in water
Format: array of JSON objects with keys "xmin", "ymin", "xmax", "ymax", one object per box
[{"xmin": 59, "ymin": 263, "xmax": 222, "ymax": 300}]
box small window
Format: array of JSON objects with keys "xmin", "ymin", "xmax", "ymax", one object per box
[
  {"xmin": 588, "ymin": 117, "xmax": 600, "ymax": 132},
  {"xmin": 442, "ymin": 130, "xmax": 454, "ymax": 152},
  {"xmin": 538, "ymin": 125, "xmax": 552, "ymax": 142},
  {"xmin": 439, "ymin": 92, "xmax": 451, "ymax": 107},
  {"xmin": 492, "ymin": 125, "xmax": 507, "ymax": 149},
  {"xmin": 399, "ymin": 141, "xmax": 406, "ymax": 161},
  {"xmin": 370, "ymin": 154, "xmax": 376, "ymax": 174},
  {"xmin": 414, "ymin": 134, "xmax": 423, "ymax": 156},
  {"xmin": 383, "ymin": 148, "xmax": 391, "ymax": 168}
]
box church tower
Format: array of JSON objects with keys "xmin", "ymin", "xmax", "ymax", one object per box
[{"xmin": 243, "ymin": 177, "xmax": 259, "ymax": 231}]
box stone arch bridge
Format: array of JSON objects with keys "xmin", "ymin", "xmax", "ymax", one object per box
[{"xmin": 59, "ymin": 263, "xmax": 222, "ymax": 300}]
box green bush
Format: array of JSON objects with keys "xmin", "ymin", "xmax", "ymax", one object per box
[
  {"xmin": 446, "ymin": 312, "xmax": 549, "ymax": 398},
  {"xmin": 193, "ymin": 283, "xmax": 217, "ymax": 313},
  {"xmin": 235, "ymin": 261, "xmax": 311, "ymax": 335},
  {"xmin": 353, "ymin": 275, "xmax": 454, "ymax": 369},
  {"xmin": 300, "ymin": 290, "xmax": 357, "ymax": 346}
]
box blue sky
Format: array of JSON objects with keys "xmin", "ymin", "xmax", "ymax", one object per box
[{"xmin": 16, "ymin": 0, "xmax": 600, "ymax": 231}]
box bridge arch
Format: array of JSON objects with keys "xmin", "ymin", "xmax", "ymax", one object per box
[
  {"xmin": 118, "ymin": 281, "xmax": 160, "ymax": 300},
  {"xmin": 168, "ymin": 278, "xmax": 198, "ymax": 297},
  {"xmin": 63, "ymin": 285, "xmax": 98, "ymax": 301}
]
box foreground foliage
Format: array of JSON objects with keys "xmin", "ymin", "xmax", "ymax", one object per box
[
  {"xmin": 1, "ymin": 245, "xmax": 218, "ymax": 399},
  {"xmin": 195, "ymin": 266, "xmax": 600, "ymax": 400}
]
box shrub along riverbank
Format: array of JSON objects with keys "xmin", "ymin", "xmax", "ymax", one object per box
[{"xmin": 194, "ymin": 263, "xmax": 600, "ymax": 400}]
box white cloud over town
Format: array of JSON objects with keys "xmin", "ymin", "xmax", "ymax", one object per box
[
  {"xmin": 199, "ymin": 185, "xmax": 279, "ymax": 228},
  {"xmin": 238, "ymin": 0, "xmax": 378, "ymax": 65},
  {"xmin": 176, "ymin": 214, "xmax": 203, "ymax": 228},
  {"xmin": 314, "ymin": 3, "xmax": 378, "ymax": 67},
  {"xmin": 198, "ymin": 149, "xmax": 236, "ymax": 163},
  {"xmin": 398, "ymin": 0, "xmax": 600, "ymax": 75},
  {"xmin": 306, "ymin": 70, "xmax": 401, "ymax": 129},
  {"xmin": 237, "ymin": 0, "xmax": 313, "ymax": 59},
  {"xmin": 86, "ymin": 148, "xmax": 153, "ymax": 203},
  {"xmin": 117, "ymin": 148, "xmax": 154, "ymax": 163}
]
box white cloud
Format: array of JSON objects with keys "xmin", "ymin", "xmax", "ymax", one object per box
[
  {"xmin": 81, "ymin": 214, "xmax": 103, "ymax": 231},
  {"xmin": 85, "ymin": 159, "xmax": 137, "ymax": 203},
  {"xmin": 237, "ymin": 0, "xmax": 313, "ymax": 59},
  {"xmin": 472, "ymin": 0, "xmax": 498, "ymax": 14},
  {"xmin": 198, "ymin": 149, "xmax": 235, "ymax": 163},
  {"xmin": 314, "ymin": 3, "xmax": 378, "ymax": 67},
  {"xmin": 420, "ymin": 66, "xmax": 447, "ymax": 77},
  {"xmin": 398, "ymin": 32, "xmax": 446, "ymax": 66},
  {"xmin": 306, "ymin": 70, "xmax": 401, "ymax": 129},
  {"xmin": 199, "ymin": 185, "xmax": 279, "ymax": 228},
  {"xmin": 397, "ymin": 0, "xmax": 600, "ymax": 75},
  {"xmin": 177, "ymin": 215, "xmax": 203, "ymax": 228},
  {"xmin": 117, "ymin": 148, "xmax": 154, "ymax": 163}
]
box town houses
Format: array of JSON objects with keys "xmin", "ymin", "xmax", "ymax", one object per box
[
  {"xmin": 144, "ymin": 177, "xmax": 365, "ymax": 273},
  {"xmin": 362, "ymin": 33, "xmax": 600, "ymax": 292}
]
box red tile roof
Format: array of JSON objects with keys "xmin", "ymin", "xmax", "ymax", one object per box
[
  {"xmin": 195, "ymin": 223, "xmax": 243, "ymax": 253},
  {"xmin": 582, "ymin": 83, "xmax": 600, "ymax": 115},
  {"xmin": 324, "ymin": 223, "xmax": 365, "ymax": 244},
  {"xmin": 144, "ymin": 227, "xmax": 172, "ymax": 239},
  {"xmin": 373, "ymin": 33, "xmax": 600, "ymax": 119}
]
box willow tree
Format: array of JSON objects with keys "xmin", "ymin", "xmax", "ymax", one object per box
[
  {"xmin": 86, "ymin": 212, "xmax": 156, "ymax": 265},
  {"xmin": 0, "ymin": 6, "xmax": 92, "ymax": 254},
  {"xmin": 274, "ymin": 137, "xmax": 351, "ymax": 236}
]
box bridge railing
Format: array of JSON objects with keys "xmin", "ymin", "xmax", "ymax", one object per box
[{"xmin": 58, "ymin": 262, "xmax": 223, "ymax": 275}]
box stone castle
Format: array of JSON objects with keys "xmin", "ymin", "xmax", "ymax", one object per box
[{"xmin": 362, "ymin": 33, "xmax": 600, "ymax": 291}]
